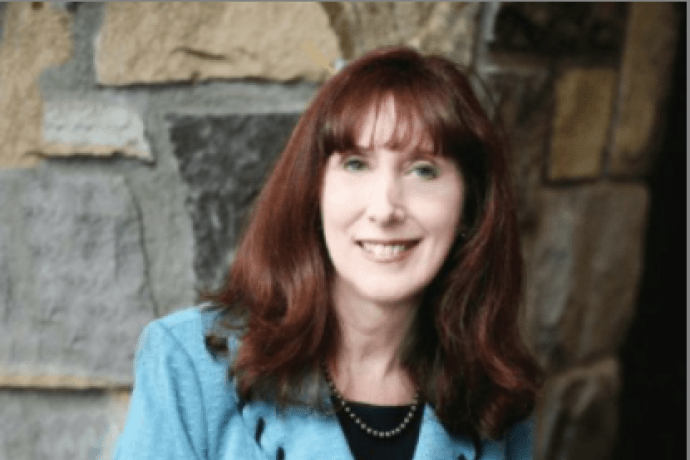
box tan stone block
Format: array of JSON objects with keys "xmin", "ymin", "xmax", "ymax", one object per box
[
  {"xmin": 525, "ymin": 184, "xmax": 648, "ymax": 370},
  {"xmin": 321, "ymin": 2, "xmax": 480, "ymax": 65},
  {"xmin": 0, "ymin": 372, "xmax": 131, "ymax": 390},
  {"xmin": 535, "ymin": 357, "xmax": 620, "ymax": 460},
  {"xmin": 610, "ymin": 3, "xmax": 678, "ymax": 177},
  {"xmin": 96, "ymin": 3, "xmax": 340, "ymax": 85},
  {"xmin": 0, "ymin": 3, "xmax": 73, "ymax": 168},
  {"xmin": 549, "ymin": 68, "xmax": 616, "ymax": 180}
]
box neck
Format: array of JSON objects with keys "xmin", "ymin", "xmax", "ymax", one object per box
[{"xmin": 329, "ymin": 279, "xmax": 419, "ymax": 404}]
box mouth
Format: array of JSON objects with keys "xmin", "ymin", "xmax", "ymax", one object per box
[{"xmin": 356, "ymin": 239, "xmax": 420, "ymax": 262}]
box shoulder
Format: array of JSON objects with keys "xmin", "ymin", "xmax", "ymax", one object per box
[
  {"xmin": 145, "ymin": 304, "xmax": 215, "ymax": 346},
  {"xmin": 140, "ymin": 304, "xmax": 237, "ymax": 363},
  {"xmin": 504, "ymin": 415, "xmax": 536, "ymax": 460},
  {"xmin": 476, "ymin": 415, "xmax": 536, "ymax": 460},
  {"xmin": 115, "ymin": 305, "xmax": 249, "ymax": 459},
  {"xmin": 142, "ymin": 306, "xmax": 204, "ymax": 347},
  {"xmin": 136, "ymin": 304, "xmax": 241, "ymax": 399}
]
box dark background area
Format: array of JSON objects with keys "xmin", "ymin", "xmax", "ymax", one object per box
[{"xmin": 614, "ymin": 4, "xmax": 687, "ymax": 459}]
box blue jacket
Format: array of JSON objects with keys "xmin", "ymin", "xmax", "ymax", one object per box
[{"xmin": 114, "ymin": 307, "xmax": 535, "ymax": 460}]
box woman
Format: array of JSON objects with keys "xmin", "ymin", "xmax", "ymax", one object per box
[{"xmin": 115, "ymin": 46, "xmax": 543, "ymax": 460}]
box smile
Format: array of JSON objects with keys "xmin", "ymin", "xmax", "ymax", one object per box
[{"xmin": 356, "ymin": 240, "xmax": 420, "ymax": 262}]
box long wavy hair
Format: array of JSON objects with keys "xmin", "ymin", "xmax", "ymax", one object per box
[{"xmin": 204, "ymin": 46, "xmax": 543, "ymax": 442}]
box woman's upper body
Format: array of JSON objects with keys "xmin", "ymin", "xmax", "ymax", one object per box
[
  {"xmin": 114, "ymin": 307, "xmax": 535, "ymax": 460},
  {"xmin": 202, "ymin": 45, "xmax": 542, "ymax": 441},
  {"xmin": 115, "ymin": 46, "xmax": 543, "ymax": 459}
]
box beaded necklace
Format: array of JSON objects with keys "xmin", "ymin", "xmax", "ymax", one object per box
[{"xmin": 323, "ymin": 365, "xmax": 421, "ymax": 438}]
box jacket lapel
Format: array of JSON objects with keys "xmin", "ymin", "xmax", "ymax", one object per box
[
  {"xmin": 240, "ymin": 397, "xmax": 355, "ymax": 460},
  {"xmin": 412, "ymin": 405, "xmax": 479, "ymax": 460},
  {"xmin": 241, "ymin": 398, "xmax": 491, "ymax": 460}
]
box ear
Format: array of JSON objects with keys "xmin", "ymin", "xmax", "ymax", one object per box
[{"xmin": 457, "ymin": 224, "xmax": 468, "ymax": 239}]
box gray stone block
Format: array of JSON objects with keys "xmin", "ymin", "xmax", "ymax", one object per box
[
  {"xmin": 525, "ymin": 184, "xmax": 649, "ymax": 370},
  {"xmin": 121, "ymin": 168, "xmax": 196, "ymax": 318},
  {"xmin": 0, "ymin": 167, "xmax": 154, "ymax": 383},
  {"xmin": 168, "ymin": 113, "xmax": 300, "ymax": 291},
  {"xmin": 0, "ymin": 389, "xmax": 127, "ymax": 460},
  {"xmin": 42, "ymin": 98, "xmax": 152, "ymax": 160},
  {"xmin": 38, "ymin": 2, "xmax": 104, "ymax": 91}
]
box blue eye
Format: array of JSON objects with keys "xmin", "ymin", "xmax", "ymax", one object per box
[
  {"xmin": 343, "ymin": 157, "xmax": 368, "ymax": 172},
  {"xmin": 410, "ymin": 163, "xmax": 439, "ymax": 180}
]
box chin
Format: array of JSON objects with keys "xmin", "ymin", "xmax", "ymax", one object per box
[{"xmin": 358, "ymin": 286, "xmax": 424, "ymax": 308}]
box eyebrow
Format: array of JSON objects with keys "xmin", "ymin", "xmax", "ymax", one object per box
[{"xmin": 351, "ymin": 143, "xmax": 437, "ymax": 159}]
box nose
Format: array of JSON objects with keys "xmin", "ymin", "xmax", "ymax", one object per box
[{"xmin": 365, "ymin": 171, "xmax": 405, "ymax": 225}]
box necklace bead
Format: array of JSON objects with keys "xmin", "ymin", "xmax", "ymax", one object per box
[{"xmin": 323, "ymin": 365, "xmax": 420, "ymax": 438}]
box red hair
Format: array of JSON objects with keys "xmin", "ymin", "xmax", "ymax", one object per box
[{"xmin": 204, "ymin": 46, "xmax": 543, "ymax": 440}]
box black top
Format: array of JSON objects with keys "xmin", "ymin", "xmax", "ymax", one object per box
[{"xmin": 332, "ymin": 396, "xmax": 423, "ymax": 460}]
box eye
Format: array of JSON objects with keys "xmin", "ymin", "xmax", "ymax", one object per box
[
  {"xmin": 409, "ymin": 162, "xmax": 440, "ymax": 180},
  {"xmin": 342, "ymin": 156, "xmax": 368, "ymax": 172}
]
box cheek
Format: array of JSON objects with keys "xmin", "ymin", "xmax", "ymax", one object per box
[
  {"xmin": 322, "ymin": 182, "xmax": 350, "ymax": 208},
  {"xmin": 426, "ymin": 213, "xmax": 462, "ymax": 243},
  {"xmin": 321, "ymin": 173, "xmax": 368, "ymax": 219},
  {"xmin": 410, "ymin": 189, "xmax": 464, "ymax": 233},
  {"xmin": 321, "ymin": 195, "xmax": 351, "ymax": 248}
]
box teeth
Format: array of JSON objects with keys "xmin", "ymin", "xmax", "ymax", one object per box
[{"xmin": 360, "ymin": 242, "xmax": 409, "ymax": 257}]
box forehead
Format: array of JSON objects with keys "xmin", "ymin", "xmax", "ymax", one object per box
[{"xmin": 355, "ymin": 98, "xmax": 434, "ymax": 154}]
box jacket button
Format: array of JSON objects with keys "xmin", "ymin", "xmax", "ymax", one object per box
[
  {"xmin": 458, "ymin": 455, "xmax": 467, "ymax": 460},
  {"xmin": 255, "ymin": 417, "xmax": 265, "ymax": 445},
  {"xmin": 236, "ymin": 397, "xmax": 246, "ymax": 414},
  {"xmin": 276, "ymin": 447, "xmax": 285, "ymax": 460}
]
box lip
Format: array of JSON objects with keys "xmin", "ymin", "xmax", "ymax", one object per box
[
  {"xmin": 355, "ymin": 238, "xmax": 421, "ymax": 245},
  {"xmin": 355, "ymin": 239, "xmax": 421, "ymax": 263}
]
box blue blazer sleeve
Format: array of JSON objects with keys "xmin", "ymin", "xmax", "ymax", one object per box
[
  {"xmin": 505, "ymin": 416, "xmax": 536, "ymax": 460},
  {"xmin": 114, "ymin": 320, "xmax": 209, "ymax": 460}
]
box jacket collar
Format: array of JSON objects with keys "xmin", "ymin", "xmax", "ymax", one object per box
[
  {"xmin": 239, "ymin": 397, "xmax": 485, "ymax": 460},
  {"xmin": 217, "ymin": 319, "xmax": 503, "ymax": 460}
]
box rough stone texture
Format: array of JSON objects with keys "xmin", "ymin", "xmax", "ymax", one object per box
[
  {"xmin": 131, "ymin": 82, "xmax": 316, "ymax": 318},
  {"xmin": 0, "ymin": 3, "xmax": 7, "ymax": 40},
  {"xmin": 549, "ymin": 68, "xmax": 616, "ymax": 180},
  {"xmin": 535, "ymin": 358, "xmax": 620, "ymax": 460},
  {"xmin": 321, "ymin": 2, "xmax": 480, "ymax": 65},
  {"xmin": 122, "ymin": 167, "xmax": 197, "ymax": 319},
  {"xmin": 490, "ymin": 3, "xmax": 627, "ymax": 61},
  {"xmin": 482, "ymin": 67, "xmax": 554, "ymax": 351},
  {"xmin": 99, "ymin": 390, "xmax": 131, "ymax": 460},
  {"xmin": 0, "ymin": 2, "xmax": 74, "ymax": 168},
  {"xmin": 484, "ymin": 69, "xmax": 552, "ymax": 239},
  {"xmin": 38, "ymin": 3, "xmax": 104, "ymax": 92},
  {"xmin": 0, "ymin": 389, "xmax": 130, "ymax": 460},
  {"xmin": 168, "ymin": 113, "xmax": 300, "ymax": 292},
  {"xmin": 95, "ymin": 3, "xmax": 340, "ymax": 85},
  {"xmin": 609, "ymin": 2, "xmax": 678, "ymax": 177},
  {"xmin": 0, "ymin": 166, "xmax": 154, "ymax": 384},
  {"xmin": 41, "ymin": 97, "xmax": 153, "ymax": 161},
  {"xmin": 525, "ymin": 184, "xmax": 649, "ymax": 371}
]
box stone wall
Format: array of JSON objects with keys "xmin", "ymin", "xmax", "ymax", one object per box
[{"xmin": 0, "ymin": 3, "xmax": 681, "ymax": 459}]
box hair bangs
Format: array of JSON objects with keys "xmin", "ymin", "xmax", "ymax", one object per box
[{"xmin": 320, "ymin": 63, "xmax": 480, "ymax": 165}]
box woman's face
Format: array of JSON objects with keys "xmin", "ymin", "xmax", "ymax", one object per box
[{"xmin": 320, "ymin": 100, "xmax": 465, "ymax": 310}]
